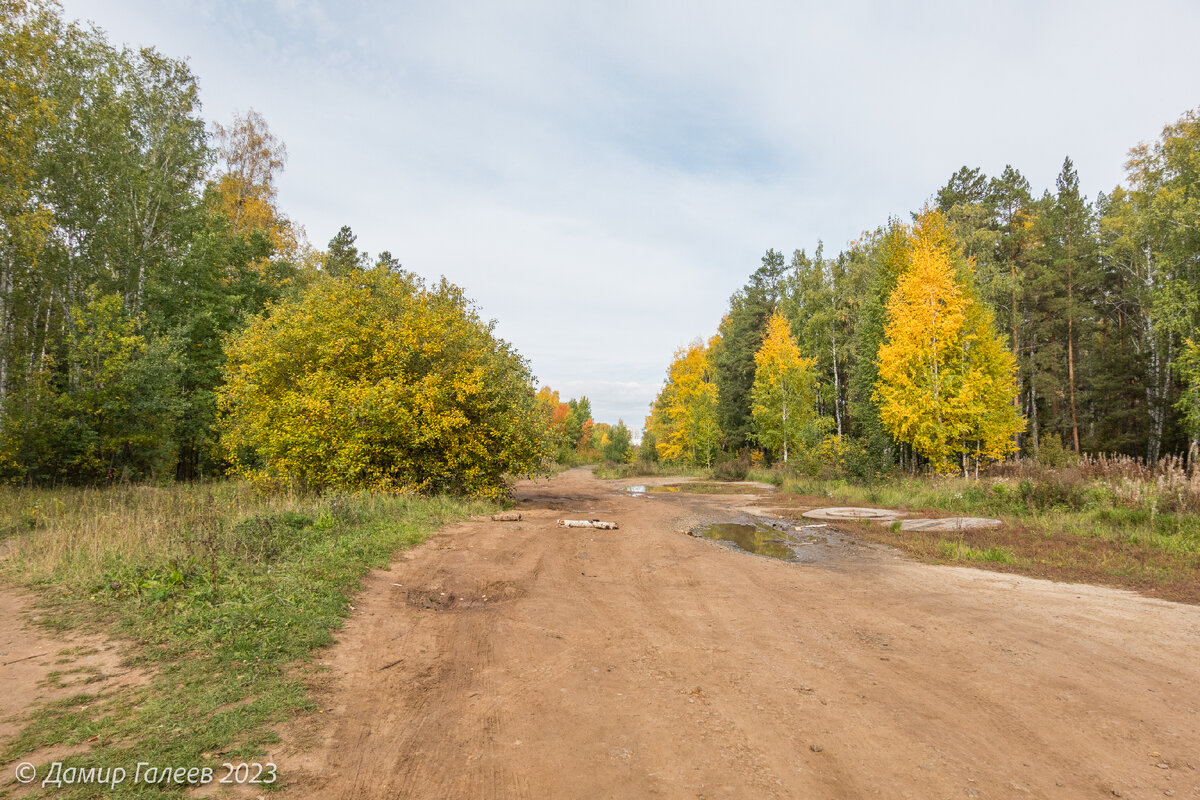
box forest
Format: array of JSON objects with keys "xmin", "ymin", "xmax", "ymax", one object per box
[
  {"xmin": 7, "ymin": 0, "xmax": 1200, "ymax": 492},
  {"xmin": 0, "ymin": 0, "xmax": 595, "ymax": 496},
  {"xmin": 646, "ymin": 110, "xmax": 1200, "ymax": 476}
]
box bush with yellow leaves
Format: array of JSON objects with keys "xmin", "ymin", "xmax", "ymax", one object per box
[{"xmin": 217, "ymin": 269, "xmax": 551, "ymax": 498}]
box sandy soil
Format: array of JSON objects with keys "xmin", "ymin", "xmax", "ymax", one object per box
[
  {"xmin": 0, "ymin": 589, "xmax": 145, "ymax": 771},
  {"xmin": 264, "ymin": 467, "xmax": 1200, "ymax": 799}
]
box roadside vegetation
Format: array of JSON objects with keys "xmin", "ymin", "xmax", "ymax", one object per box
[
  {"xmin": 0, "ymin": 483, "xmax": 494, "ymax": 798},
  {"xmin": 781, "ymin": 455, "xmax": 1200, "ymax": 600},
  {"xmin": 644, "ymin": 106, "xmax": 1200, "ymax": 479},
  {"xmin": 0, "ymin": 5, "xmax": 540, "ymax": 797},
  {"xmin": 634, "ymin": 101, "xmax": 1200, "ymax": 603},
  {"xmin": 612, "ymin": 453, "xmax": 1200, "ymax": 603}
]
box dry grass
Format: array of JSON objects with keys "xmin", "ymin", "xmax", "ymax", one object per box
[{"xmin": 0, "ymin": 481, "xmax": 309, "ymax": 589}]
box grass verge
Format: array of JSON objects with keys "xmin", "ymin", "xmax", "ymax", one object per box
[
  {"xmin": 0, "ymin": 483, "xmax": 494, "ymax": 798},
  {"xmin": 773, "ymin": 475, "xmax": 1200, "ymax": 603}
]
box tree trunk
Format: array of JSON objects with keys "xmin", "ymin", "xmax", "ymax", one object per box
[
  {"xmin": 0, "ymin": 259, "xmax": 11, "ymax": 417},
  {"xmin": 1011, "ymin": 262, "xmax": 1021, "ymax": 450},
  {"xmin": 1066, "ymin": 232, "xmax": 1080, "ymax": 453},
  {"xmin": 831, "ymin": 337, "xmax": 842, "ymax": 437},
  {"xmin": 782, "ymin": 395, "xmax": 789, "ymax": 464},
  {"xmin": 1030, "ymin": 378, "xmax": 1040, "ymax": 452}
]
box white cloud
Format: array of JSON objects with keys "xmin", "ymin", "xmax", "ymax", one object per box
[{"xmin": 61, "ymin": 0, "xmax": 1200, "ymax": 427}]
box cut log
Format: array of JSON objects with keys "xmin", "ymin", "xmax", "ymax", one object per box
[
  {"xmin": 557, "ymin": 519, "xmax": 619, "ymax": 530},
  {"xmin": 492, "ymin": 512, "xmax": 522, "ymax": 522}
]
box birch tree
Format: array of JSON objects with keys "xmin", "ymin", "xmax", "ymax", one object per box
[{"xmin": 751, "ymin": 310, "xmax": 818, "ymax": 463}]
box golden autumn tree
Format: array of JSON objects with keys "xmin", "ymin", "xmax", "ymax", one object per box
[
  {"xmin": 212, "ymin": 109, "xmax": 285, "ymax": 233},
  {"xmin": 874, "ymin": 210, "xmax": 1023, "ymax": 475},
  {"xmin": 751, "ymin": 310, "xmax": 818, "ymax": 463},
  {"xmin": 648, "ymin": 337, "xmax": 721, "ymax": 466},
  {"xmin": 209, "ymin": 109, "xmax": 307, "ymax": 275},
  {"xmin": 217, "ymin": 270, "xmax": 551, "ymax": 498}
]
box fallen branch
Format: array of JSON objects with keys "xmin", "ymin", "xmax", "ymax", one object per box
[{"xmin": 558, "ymin": 519, "xmax": 619, "ymax": 530}]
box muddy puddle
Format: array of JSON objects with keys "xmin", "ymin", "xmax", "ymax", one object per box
[
  {"xmin": 694, "ymin": 523, "xmax": 797, "ymax": 560},
  {"xmin": 624, "ymin": 482, "xmax": 763, "ymax": 497},
  {"xmin": 623, "ymin": 485, "xmax": 682, "ymax": 497},
  {"xmin": 690, "ymin": 520, "xmax": 881, "ymax": 566}
]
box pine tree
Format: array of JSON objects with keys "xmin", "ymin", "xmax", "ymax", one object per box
[
  {"xmin": 1044, "ymin": 157, "xmax": 1098, "ymax": 452},
  {"xmin": 846, "ymin": 222, "xmax": 909, "ymax": 473},
  {"xmin": 325, "ymin": 225, "xmax": 367, "ymax": 276},
  {"xmin": 708, "ymin": 249, "xmax": 787, "ymax": 450}
]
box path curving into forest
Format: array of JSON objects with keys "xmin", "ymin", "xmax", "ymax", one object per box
[{"xmin": 266, "ymin": 467, "xmax": 1200, "ymax": 799}]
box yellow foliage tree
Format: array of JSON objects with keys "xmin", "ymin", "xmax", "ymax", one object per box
[
  {"xmin": 209, "ymin": 109, "xmax": 305, "ymax": 275},
  {"xmin": 751, "ymin": 310, "xmax": 818, "ymax": 463},
  {"xmin": 218, "ymin": 270, "xmax": 551, "ymax": 497},
  {"xmin": 874, "ymin": 210, "xmax": 1024, "ymax": 475},
  {"xmin": 647, "ymin": 337, "xmax": 721, "ymax": 466}
]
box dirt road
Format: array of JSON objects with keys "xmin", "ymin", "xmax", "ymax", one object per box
[{"xmin": 272, "ymin": 468, "xmax": 1200, "ymax": 799}]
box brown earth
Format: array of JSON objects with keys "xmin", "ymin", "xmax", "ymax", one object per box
[
  {"xmin": 265, "ymin": 467, "xmax": 1200, "ymax": 799},
  {"xmin": 0, "ymin": 588, "xmax": 146, "ymax": 776}
]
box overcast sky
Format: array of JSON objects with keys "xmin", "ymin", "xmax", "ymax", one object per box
[{"xmin": 61, "ymin": 0, "xmax": 1200, "ymax": 429}]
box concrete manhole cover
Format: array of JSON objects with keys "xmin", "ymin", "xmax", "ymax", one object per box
[
  {"xmin": 802, "ymin": 507, "xmax": 904, "ymax": 522},
  {"xmin": 899, "ymin": 517, "xmax": 1003, "ymax": 532}
]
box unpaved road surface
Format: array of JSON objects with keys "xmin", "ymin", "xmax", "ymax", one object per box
[{"xmin": 272, "ymin": 468, "xmax": 1200, "ymax": 799}]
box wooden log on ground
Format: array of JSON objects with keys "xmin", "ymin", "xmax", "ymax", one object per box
[{"xmin": 557, "ymin": 519, "xmax": 619, "ymax": 530}]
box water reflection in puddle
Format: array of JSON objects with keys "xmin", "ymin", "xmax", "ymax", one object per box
[
  {"xmin": 695, "ymin": 523, "xmax": 796, "ymax": 560},
  {"xmin": 623, "ymin": 485, "xmax": 681, "ymax": 496}
]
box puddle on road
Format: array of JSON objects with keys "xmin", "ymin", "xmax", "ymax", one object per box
[
  {"xmin": 695, "ymin": 523, "xmax": 796, "ymax": 560},
  {"xmin": 623, "ymin": 485, "xmax": 682, "ymax": 496}
]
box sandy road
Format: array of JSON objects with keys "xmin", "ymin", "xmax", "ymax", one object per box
[{"xmin": 272, "ymin": 467, "xmax": 1200, "ymax": 799}]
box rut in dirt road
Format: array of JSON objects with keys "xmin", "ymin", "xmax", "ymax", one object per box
[{"xmin": 268, "ymin": 467, "xmax": 1200, "ymax": 800}]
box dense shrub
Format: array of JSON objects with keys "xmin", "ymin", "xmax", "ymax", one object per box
[
  {"xmin": 712, "ymin": 455, "xmax": 751, "ymax": 481},
  {"xmin": 218, "ymin": 271, "xmax": 551, "ymax": 498}
]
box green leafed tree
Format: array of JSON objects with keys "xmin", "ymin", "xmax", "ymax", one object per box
[
  {"xmin": 603, "ymin": 419, "xmax": 633, "ymax": 463},
  {"xmin": 845, "ymin": 222, "xmax": 909, "ymax": 473},
  {"xmin": 709, "ymin": 248, "xmax": 787, "ymax": 451}
]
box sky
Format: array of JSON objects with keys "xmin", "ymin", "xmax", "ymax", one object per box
[{"xmin": 61, "ymin": 0, "xmax": 1200, "ymax": 430}]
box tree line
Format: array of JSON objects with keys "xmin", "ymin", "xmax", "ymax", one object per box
[
  {"xmin": 647, "ymin": 107, "xmax": 1200, "ymax": 475},
  {"xmin": 0, "ymin": 1, "xmax": 553, "ymax": 494},
  {"xmin": 533, "ymin": 389, "xmax": 633, "ymax": 465}
]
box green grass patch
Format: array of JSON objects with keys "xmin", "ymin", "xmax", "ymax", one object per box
[
  {"xmin": 0, "ymin": 483, "xmax": 494, "ymax": 798},
  {"xmin": 938, "ymin": 540, "xmax": 1017, "ymax": 564},
  {"xmin": 774, "ymin": 471, "xmax": 1200, "ymax": 602}
]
